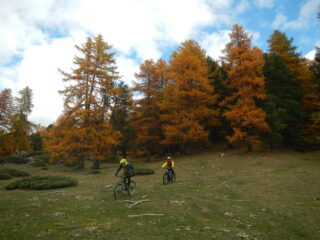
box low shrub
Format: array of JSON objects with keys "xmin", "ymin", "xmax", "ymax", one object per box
[
  {"xmin": 0, "ymin": 169, "xmax": 12, "ymax": 180},
  {"xmin": 0, "ymin": 155, "xmax": 29, "ymax": 164},
  {"xmin": 4, "ymin": 168, "xmax": 30, "ymax": 177},
  {"xmin": 0, "ymin": 168, "xmax": 30, "ymax": 180},
  {"xmin": 29, "ymin": 160, "xmax": 47, "ymax": 167},
  {"xmin": 134, "ymin": 167, "xmax": 155, "ymax": 176},
  {"xmin": 5, "ymin": 175, "xmax": 78, "ymax": 190},
  {"xmin": 36, "ymin": 152, "xmax": 50, "ymax": 162}
]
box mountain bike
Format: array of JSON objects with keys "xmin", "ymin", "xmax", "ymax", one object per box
[
  {"xmin": 114, "ymin": 176, "xmax": 136, "ymax": 200},
  {"xmin": 163, "ymin": 168, "xmax": 176, "ymax": 185}
]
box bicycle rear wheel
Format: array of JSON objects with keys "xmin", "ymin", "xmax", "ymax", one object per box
[
  {"xmin": 127, "ymin": 181, "xmax": 136, "ymax": 196},
  {"xmin": 114, "ymin": 183, "xmax": 123, "ymax": 200},
  {"xmin": 163, "ymin": 172, "xmax": 169, "ymax": 185}
]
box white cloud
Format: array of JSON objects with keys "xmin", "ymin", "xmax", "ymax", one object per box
[
  {"xmin": 0, "ymin": 65, "xmax": 18, "ymax": 88},
  {"xmin": 284, "ymin": 0, "xmax": 320, "ymax": 29},
  {"xmin": 253, "ymin": 0, "xmax": 274, "ymax": 8},
  {"xmin": 117, "ymin": 57, "xmax": 140, "ymax": 85},
  {"xmin": 235, "ymin": 0, "xmax": 251, "ymax": 14},
  {"xmin": 201, "ymin": 30, "xmax": 230, "ymax": 60},
  {"xmin": 15, "ymin": 36, "xmax": 82, "ymax": 126},
  {"xmin": 272, "ymin": 13, "xmax": 288, "ymax": 28},
  {"xmin": 305, "ymin": 50, "xmax": 316, "ymax": 60}
]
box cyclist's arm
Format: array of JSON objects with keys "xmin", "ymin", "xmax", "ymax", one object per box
[
  {"xmin": 114, "ymin": 165, "xmax": 122, "ymax": 176},
  {"xmin": 172, "ymin": 161, "xmax": 175, "ymax": 168},
  {"xmin": 162, "ymin": 162, "xmax": 167, "ymax": 168}
]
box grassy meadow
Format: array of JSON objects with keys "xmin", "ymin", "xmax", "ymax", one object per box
[{"xmin": 0, "ymin": 148, "xmax": 320, "ymax": 240}]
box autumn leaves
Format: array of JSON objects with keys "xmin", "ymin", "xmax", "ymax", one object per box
[
  {"xmin": 47, "ymin": 24, "xmax": 320, "ymax": 163},
  {"xmin": 2, "ymin": 23, "xmax": 318, "ymax": 163}
]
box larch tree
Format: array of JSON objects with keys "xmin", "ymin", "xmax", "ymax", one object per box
[
  {"xmin": 109, "ymin": 80, "xmax": 134, "ymax": 158},
  {"xmin": 10, "ymin": 87, "xmax": 34, "ymax": 152},
  {"xmin": 0, "ymin": 89, "xmax": 14, "ymax": 156},
  {"xmin": 0, "ymin": 89, "xmax": 13, "ymax": 132},
  {"xmin": 222, "ymin": 24, "xmax": 269, "ymax": 151},
  {"xmin": 160, "ymin": 40, "xmax": 218, "ymax": 154},
  {"xmin": 47, "ymin": 34, "xmax": 121, "ymax": 168},
  {"xmin": 132, "ymin": 59, "xmax": 169, "ymax": 160},
  {"xmin": 268, "ymin": 30, "xmax": 320, "ymax": 145}
]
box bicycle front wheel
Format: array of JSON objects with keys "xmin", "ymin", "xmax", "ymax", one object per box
[
  {"xmin": 114, "ymin": 183, "xmax": 123, "ymax": 200},
  {"xmin": 128, "ymin": 181, "xmax": 136, "ymax": 196},
  {"xmin": 163, "ymin": 172, "xmax": 169, "ymax": 185},
  {"xmin": 171, "ymin": 173, "xmax": 176, "ymax": 183}
]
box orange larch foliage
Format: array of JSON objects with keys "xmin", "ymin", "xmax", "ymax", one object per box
[
  {"xmin": 159, "ymin": 40, "xmax": 218, "ymax": 153},
  {"xmin": 223, "ymin": 24, "xmax": 269, "ymax": 151},
  {"xmin": 47, "ymin": 34, "xmax": 121, "ymax": 167},
  {"xmin": 132, "ymin": 59, "xmax": 169, "ymax": 159}
]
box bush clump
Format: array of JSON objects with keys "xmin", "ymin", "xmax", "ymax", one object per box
[
  {"xmin": 29, "ymin": 160, "xmax": 47, "ymax": 167},
  {"xmin": 134, "ymin": 167, "xmax": 154, "ymax": 176},
  {"xmin": 5, "ymin": 175, "xmax": 78, "ymax": 190},
  {"xmin": 0, "ymin": 169, "xmax": 12, "ymax": 180},
  {"xmin": 0, "ymin": 155, "xmax": 29, "ymax": 164},
  {"xmin": 0, "ymin": 168, "xmax": 30, "ymax": 180}
]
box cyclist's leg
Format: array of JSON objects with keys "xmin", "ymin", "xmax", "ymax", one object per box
[
  {"xmin": 126, "ymin": 173, "xmax": 131, "ymax": 186},
  {"xmin": 167, "ymin": 167, "xmax": 172, "ymax": 180}
]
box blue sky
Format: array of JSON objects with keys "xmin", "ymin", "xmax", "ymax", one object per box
[{"xmin": 0, "ymin": 0, "xmax": 319, "ymax": 126}]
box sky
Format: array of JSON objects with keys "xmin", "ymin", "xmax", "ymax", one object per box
[{"xmin": 1, "ymin": 0, "xmax": 320, "ymax": 126}]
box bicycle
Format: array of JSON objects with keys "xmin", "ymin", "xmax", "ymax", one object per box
[
  {"xmin": 163, "ymin": 168, "xmax": 176, "ymax": 185},
  {"xmin": 114, "ymin": 176, "xmax": 136, "ymax": 200}
]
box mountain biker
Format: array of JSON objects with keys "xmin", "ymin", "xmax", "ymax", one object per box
[
  {"xmin": 114, "ymin": 159, "xmax": 134, "ymax": 187},
  {"xmin": 162, "ymin": 156, "xmax": 175, "ymax": 179}
]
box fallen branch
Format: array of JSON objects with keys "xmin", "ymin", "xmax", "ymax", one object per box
[
  {"xmin": 128, "ymin": 200, "xmax": 150, "ymax": 208},
  {"xmin": 128, "ymin": 214, "xmax": 164, "ymax": 217},
  {"xmin": 117, "ymin": 200, "xmax": 136, "ymax": 203},
  {"xmin": 227, "ymin": 199, "xmax": 251, "ymax": 202}
]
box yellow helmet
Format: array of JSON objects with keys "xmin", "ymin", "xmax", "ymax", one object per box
[{"xmin": 120, "ymin": 159, "xmax": 127, "ymax": 164}]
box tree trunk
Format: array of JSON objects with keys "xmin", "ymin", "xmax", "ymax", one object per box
[
  {"xmin": 247, "ymin": 143, "xmax": 253, "ymax": 152},
  {"xmin": 78, "ymin": 155, "xmax": 85, "ymax": 169},
  {"xmin": 92, "ymin": 159, "xmax": 100, "ymax": 169}
]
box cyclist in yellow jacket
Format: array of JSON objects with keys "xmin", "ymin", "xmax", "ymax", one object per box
[
  {"xmin": 114, "ymin": 159, "xmax": 134, "ymax": 186},
  {"xmin": 162, "ymin": 156, "xmax": 175, "ymax": 180}
]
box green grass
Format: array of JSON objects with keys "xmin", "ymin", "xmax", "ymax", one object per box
[{"xmin": 0, "ymin": 148, "xmax": 320, "ymax": 239}]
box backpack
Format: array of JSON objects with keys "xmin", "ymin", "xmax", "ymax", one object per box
[
  {"xmin": 127, "ymin": 163, "xmax": 135, "ymax": 175},
  {"xmin": 167, "ymin": 160, "xmax": 172, "ymax": 168}
]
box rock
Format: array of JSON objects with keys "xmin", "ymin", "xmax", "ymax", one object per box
[
  {"xmin": 86, "ymin": 226, "xmax": 98, "ymax": 232},
  {"xmin": 224, "ymin": 212, "xmax": 233, "ymax": 217},
  {"xmin": 53, "ymin": 212, "xmax": 64, "ymax": 217}
]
